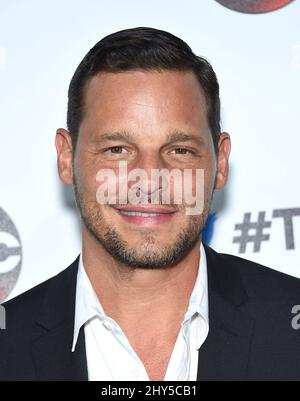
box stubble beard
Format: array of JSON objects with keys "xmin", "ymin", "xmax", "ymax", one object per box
[{"xmin": 73, "ymin": 179, "xmax": 212, "ymax": 270}]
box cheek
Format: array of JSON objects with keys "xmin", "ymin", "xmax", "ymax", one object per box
[
  {"xmin": 203, "ymin": 156, "xmax": 217, "ymax": 192},
  {"xmin": 74, "ymin": 156, "xmax": 100, "ymax": 200},
  {"xmin": 188, "ymin": 162, "xmax": 216, "ymax": 196},
  {"xmin": 204, "ymin": 170, "xmax": 215, "ymax": 195}
]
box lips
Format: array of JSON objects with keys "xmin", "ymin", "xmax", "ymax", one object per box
[
  {"xmin": 112, "ymin": 205, "xmax": 176, "ymax": 226},
  {"xmin": 115, "ymin": 204, "xmax": 175, "ymax": 213},
  {"xmin": 119, "ymin": 211, "xmax": 162, "ymax": 217}
]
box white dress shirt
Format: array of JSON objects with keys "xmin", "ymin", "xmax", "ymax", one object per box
[{"xmin": 72, "ymin": 242, "xmax": 209, "ymax": 381}]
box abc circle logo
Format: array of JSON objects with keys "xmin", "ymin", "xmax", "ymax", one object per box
[
  {"xmin": 215, "ymin": 0, "xmax": 294, "ymax": 13},
  {"xmin": 0, "ymin": 208, "xmax": 22, "ymax": 303}
]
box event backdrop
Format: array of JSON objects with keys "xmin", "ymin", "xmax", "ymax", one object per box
[{"xmin": 0, "ymin": 0, "xmax": 299, "ymax": 302}]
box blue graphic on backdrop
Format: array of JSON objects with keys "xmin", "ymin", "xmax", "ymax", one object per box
[{"xmin": 202, "ymin": 212, "xmax": 217, "ymax": 245}]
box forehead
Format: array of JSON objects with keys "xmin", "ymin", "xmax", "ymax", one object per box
[{"xmin": 81, "ymin": 70, "xmax": 209, "ymax": 137}]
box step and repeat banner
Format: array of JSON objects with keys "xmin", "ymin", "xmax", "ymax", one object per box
[{"xmin": 0, "ymin": 0, "xmax": 299, "ymax": 302}]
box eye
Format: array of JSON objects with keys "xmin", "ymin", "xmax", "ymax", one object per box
[
  {"xmin": 171, "ymin": 148, "xmax": 193, "ymax": 155},
  {"xmin": 105, "ymin": 146, "xmax": 125, "ymax": 154}
]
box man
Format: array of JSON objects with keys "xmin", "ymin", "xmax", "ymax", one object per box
[{"xmin": 1, "ymin": 27, "xmax": 300, "ymax": 381}]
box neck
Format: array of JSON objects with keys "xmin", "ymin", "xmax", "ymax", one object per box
[{"xmin": 81, "ymin": 227, "xmax": 201, "ymax": 334}]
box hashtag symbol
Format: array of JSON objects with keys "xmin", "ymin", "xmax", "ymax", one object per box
[{"xmin": 233, "ymin": 212, "xmax": 272, "ymax": 253}]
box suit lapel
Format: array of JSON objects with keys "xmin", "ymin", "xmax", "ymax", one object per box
[
  {"xmin": 197, "ymin": 245, "xmax": 255, "ymax": 381},
  {"xmin": 31, "ymin": 257, "xmax": 88, "ymax": 381}
]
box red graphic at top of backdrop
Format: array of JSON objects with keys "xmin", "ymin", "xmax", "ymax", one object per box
[{"xmin": 215, "ymin": 0, "xmax": 294, "ymax": 13}]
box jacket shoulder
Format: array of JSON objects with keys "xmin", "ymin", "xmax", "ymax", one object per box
[
  {"xmin": 1, "ymin": 257, "xmax": 79, "ymax": 329},
  {"xmin": 216, "ymin": 249, "xmax": 300, "ymax": 302},
  {"xmin": 0, "ymin": 257, "xmax": 79, "ymax": 380}
]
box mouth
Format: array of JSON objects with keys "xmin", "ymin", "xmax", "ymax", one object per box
[{"xmin": 112, "ymin": 205, "xmax": 176, "ymax": 226}]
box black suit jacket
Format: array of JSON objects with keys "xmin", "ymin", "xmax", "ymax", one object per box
[{"xmin": 1, "ymin": 244, "xmax": 300, "ymax": 381}]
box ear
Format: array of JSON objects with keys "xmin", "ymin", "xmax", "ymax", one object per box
[
  {"xmin": 55, "ymin": 128, "xmax": 74, "ymax": 185},
  {"xmin": 214, "ymin": 132, "xmax": 231, "ymax": 190}
]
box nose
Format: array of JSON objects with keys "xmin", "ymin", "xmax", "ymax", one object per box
[{"xmin": 129, "ymin": 153, "xmax": 165, "ymax": 203}]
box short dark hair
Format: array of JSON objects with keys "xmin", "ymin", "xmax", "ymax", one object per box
[{"xmin": 67, "ymin": 27, "xmax": 221, "ymax": 152}]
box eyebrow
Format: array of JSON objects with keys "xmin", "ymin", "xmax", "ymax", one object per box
[
  {"xmin": 166, "ymin": 131, "xmax": 205, "ymax": 147},
  {"xmin": 97, "ymin": 131, "xmax": 135, "ymax": 143},
  {"xmin": 96, "ymin": 130, "xmax": 205, "ymax": 146}
]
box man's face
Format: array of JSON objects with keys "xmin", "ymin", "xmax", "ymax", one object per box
[{"xmin": 56, "ymin": 70, "xmax": 230, "ymax": 268}]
